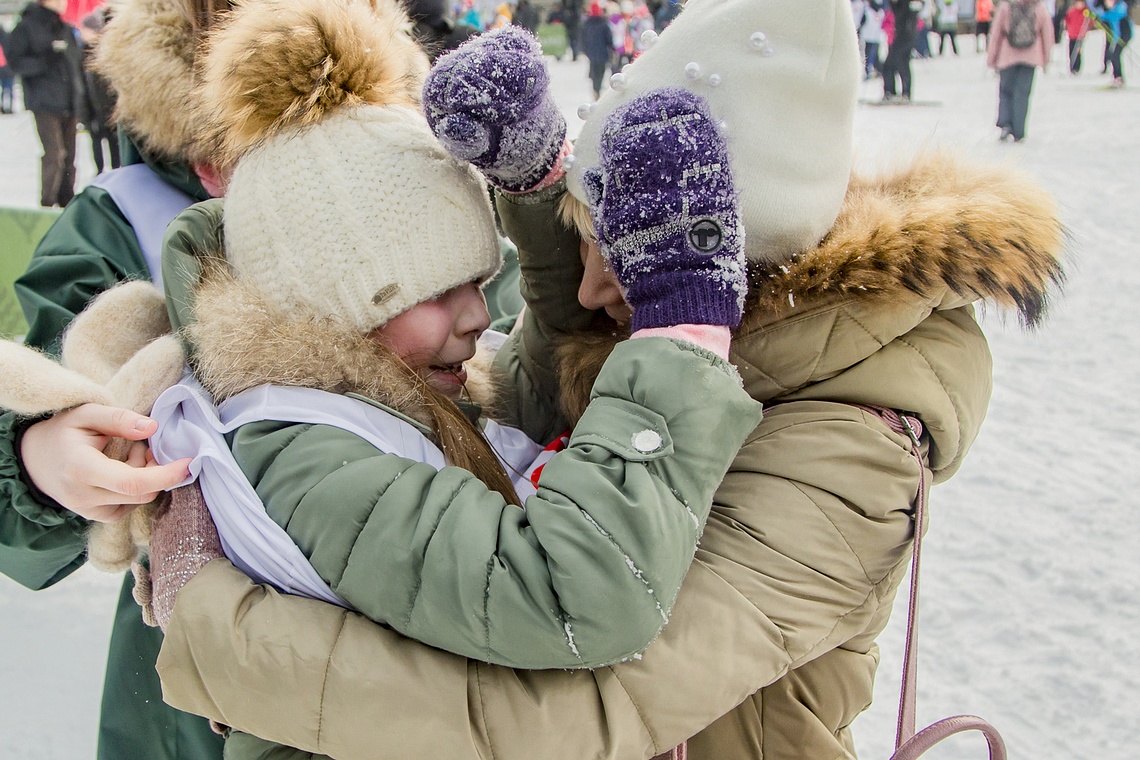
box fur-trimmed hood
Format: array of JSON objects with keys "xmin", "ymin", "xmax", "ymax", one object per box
[
  {"xmin": 187, "ymin": 260, "xmax": 498, "ymax": 428},
  {"xmin": 556, "ymin": 151, "xmax": 1065, "ymax": 478},
  {"xmin": 93, "ymin": 0, "xmax": 205, "ymax": 163},
  {"xmin": 93, "ymin": 0, "xmax": 429, "ymax": 166}
]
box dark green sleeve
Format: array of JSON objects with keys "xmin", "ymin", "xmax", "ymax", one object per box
[
  {"xmin": 14, "ymin": 186, "xmax": 148, "ymax": 356},
  {"xmin": 0, "ymin": 187, "xmax": 147, "ymax": 589}
]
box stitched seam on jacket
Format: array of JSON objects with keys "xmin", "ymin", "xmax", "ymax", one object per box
[
  {"xmin": 790, "ymin": 478, "xmax": 873, "ymax": 586},
  {"xmin": 315, "ymin": 610, "xmax": 349, "ymax": 751},
  {"xmin": 405, "ymin": 476, "xmax": 469, "ymax": 631},
  {"xmin": 896, "ymin": 333, "xmax": 961, "ymax": 462},
  {"xmin": 606, "ymin": 664, "xmax": 662, "ymax": 754},
  {"xmin": 337, "ymin": 458, "xmax": 412, "ymax": 595},
  {"xmin": 474, "ymin": 663, "xmax": 500, "ymax": 760}
]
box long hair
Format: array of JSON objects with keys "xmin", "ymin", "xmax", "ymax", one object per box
[{"xmin": 384, "ymin": 345, "xmax": 525, "ymax": 508}]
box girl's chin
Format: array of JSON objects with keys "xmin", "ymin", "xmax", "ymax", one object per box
[{"xmin": 423, "ymin": 365, "xmax": 468, "ymax": 399}]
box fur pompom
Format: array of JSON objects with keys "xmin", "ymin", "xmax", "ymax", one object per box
[
  {"xmin": 93, "ymin": 0, "xmax": 204, "ymax": 163},
  {"xmin": 197, "ymin": 0, "xmax": 429, "ymax": 167}
]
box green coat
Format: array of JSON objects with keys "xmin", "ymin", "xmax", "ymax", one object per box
[
  {"xmin": 158, "ymin": 200, "xmax": 762, "ymax": 759},
  {"xmin": 0, "ymin": 142, "xmax": 223, "ymax": 760},
  {"xmin": 155, "ymin": 155, "xmax": 1065, "ymax": 760}
]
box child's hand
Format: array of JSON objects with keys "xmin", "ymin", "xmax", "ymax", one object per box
[
  {"xmin": 423, "ymin": 26, "xmax": 567, "ymax": 193},
  {"xmin": 19, "ymin": 403, "xmax": 191, "ymax": 521},
  {"xmin": 581, "ymin": 88, "xmax": 747, "ymax": 332}
]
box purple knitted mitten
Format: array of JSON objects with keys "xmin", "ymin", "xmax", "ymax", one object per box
[
  {"xmin": 583, "ymin": 87, "xmax": 746, "ymax": 331},
  {"xmin": 423, "ymin": 26, "xmax": 566, "ymax": 192}
]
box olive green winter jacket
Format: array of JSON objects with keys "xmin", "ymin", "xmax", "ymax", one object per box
[{"xmin": 156, "ymin": 154, "xmax": 1065, "ymax": 760}]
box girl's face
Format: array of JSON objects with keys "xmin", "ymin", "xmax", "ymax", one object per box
[
  {"xmin": 578, "ymin": 239, "xmax": 633, "ymax": 325},
  {"xmin": 371, "ymin": 282, "xmax": 491, "ymax": 399}
]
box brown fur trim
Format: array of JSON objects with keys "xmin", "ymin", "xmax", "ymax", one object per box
[
  {"xmin": 190, "ymin": 262, "xmax": 432, "ymax": 428},
  {"xmin": 196, "ymin": 0, "xmax": 429, "ymax": 168},
  {"xmin": 93, "ymin": 0, "xmax": 212, "ymax": 162},
  {"xmin": 743, "ymin": 151, "xmax": 1066, "ymax": 330},
  {"xmin": 553, "ymin": 326, "xmax": 625, "ymax": 427}
]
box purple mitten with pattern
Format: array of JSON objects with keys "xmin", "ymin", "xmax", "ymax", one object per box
[
  {"xmin": 423, "ymin": 26, "xmax": 566, "ymax": 192},
  {"xmin": 582, "ymin": 87, "xmax": 746, "ymax": 331}
]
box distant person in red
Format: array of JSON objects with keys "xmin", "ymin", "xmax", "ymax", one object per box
[{"xmin": 1065, "ymin": 0, "xmax": 1093, "ymax": 73}]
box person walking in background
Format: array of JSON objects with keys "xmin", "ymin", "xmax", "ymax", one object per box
[
  {"xmin": 0, "ymin": 29, "xmax": 15, "ymax": 114},
  {"xmin": 77, "ymin": 7, "xmax": 119, "ymax": 175},
  {"xmin": 513, "ymin": 0, "xmax": 540, "ymax": 34},
  {"xmin": 4, "ymin": 0, "xmax": 84, "ymax": 207},
  {"xmin": 1090, "ymin": 0, "xmax": 1132, "ymax": 85},
  {"xmin": 582, "ymin": 0, "xmax": 611, "ymax": 98},
  {"xmin": 988, "ymin": 0, "xmax": 1054, "ymax": 142},
  {"xmin": 883, "ymin": 0, "xmax": 922, "ymax": 102},
  {"xmin": 1065, "ymin": 0, "xmax": 1093, "ymax": 72},
  {"xmin": 553, "ymin": 0, "xmax": 583, "ymax": 61},
  {"xmin": 862, "ymin": 0, "xmax": 888, "ymax": 78},
  {"xmin": 654, "ymin": 0, "xmax": 681, "ymax": 30},
  {"xmin": 914, "ymin": 0, "xmax": 934, "ymax": 56},
  {"xmin": 935, "ymin": 0, "xmax": 960, "ymax": 54},
  {"xmin": 976, "ymin": 0, "xmax": 994, "ymax": 50},
  {"xmin": 1053, "ymin": 0, "xmax": 1071, "ymax": 44}
]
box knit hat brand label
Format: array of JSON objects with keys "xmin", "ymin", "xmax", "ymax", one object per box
[
  {"xmin": 689, "ymin": 219, "xmax": 723, "ymax": 254},
  {"xmin": 372, "ymin": 283, "xmax": 401, "ymax": 306}
]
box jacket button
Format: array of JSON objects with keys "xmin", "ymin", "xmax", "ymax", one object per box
[{"xmin": 632, "ymin": 429, "xmax": 663, "ymax": 453}]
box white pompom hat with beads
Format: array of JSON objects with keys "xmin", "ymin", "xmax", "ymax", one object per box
[{"xmin": 566, "ymin": 0, "xmax": 861, "ymax": 264}]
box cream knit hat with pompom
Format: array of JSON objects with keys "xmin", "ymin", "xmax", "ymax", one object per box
[{"xmin": 204, "ymin": 0, "xmax": 500, "ymax": 331}]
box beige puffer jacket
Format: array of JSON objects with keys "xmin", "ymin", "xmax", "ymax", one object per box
[{"xmin": 156, "ymin": 152, "xmax": 1065, "ymax": 760}]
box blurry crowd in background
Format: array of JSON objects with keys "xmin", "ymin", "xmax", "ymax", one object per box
[
  {"xmin": 1, "ymin": 0, "xmax": 118, "ymax": 206},
  {"xmin": 852, "ymin": 0, "xmax": 1135, "ymax": 91},
  {"xmin": 2, "ymin": 0, "xmax": 1134, "ymax": 207}
]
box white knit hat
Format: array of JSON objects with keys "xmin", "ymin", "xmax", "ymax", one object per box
[
  {"xmin": 205, "ymin": 0, "xmax": 500, "ymax": 331},
  {"xmin": 224, "ymin": 105, "xmax": 501, "ymax": 331},
  {"xmin": 567, "ymin": 0, "xmax": 861, "ymax": 263}
]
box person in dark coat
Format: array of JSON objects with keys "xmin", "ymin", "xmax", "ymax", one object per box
[
  {"xmin": 513, "ymin": 0, "xmax": 541, "ymax": 34},
  {"xmin": 79, "ymin": 8, "xmax": 120, "ymax": 174},
  {"xmin": 882, "ymin": 0, "xmax": 921, "ymax": 101},
  {"xmin": 655, "ymin": 0, "xmax": 682, "ymax": 30},
  {"xmin": 582, "ymin": 1, "xmax": 612, "ymax": 98},
  {"xmin": 404, "ymin": 0, "xmax": 480, "ymax": 62},
  {"xmin": 5, "ymin": 0, "xmax": 85, "ymax": 206}
]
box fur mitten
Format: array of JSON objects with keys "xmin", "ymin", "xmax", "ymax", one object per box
[
  {"xmin": 581, "ymin": 88, "xmax": 747, "ymax": 331},
  {"xmin": 423, "ymin": 26, "xmax": 567, "ymax": 192},
  {"xmin": 0, "ymin": 281, "xmax": 186, "ymax": 573}
]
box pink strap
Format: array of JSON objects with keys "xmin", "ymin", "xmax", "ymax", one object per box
[
  {"xmin": 650, "ymin": 743, "xmax": 686, "ymax": 760},
  {"xmin": 857, "ymin": 406, "xmax": 1007, "ymax": 760}
]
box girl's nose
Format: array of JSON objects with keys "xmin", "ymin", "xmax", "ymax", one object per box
[{"xmin": 456, "ymin": 283, "xmax": 492, "ymax": 336}]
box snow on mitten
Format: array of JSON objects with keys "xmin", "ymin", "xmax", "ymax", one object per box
[
  {"xmin": 582, "ymin": 87, "xmax": 747, "ymax": 332},
  {"xmin": 423, "ymin": 26, "xmax": 567, "ymax": 192},
  {"xmin": 147, "ymin": 483, "xmax": 224, "ymax": 632}
]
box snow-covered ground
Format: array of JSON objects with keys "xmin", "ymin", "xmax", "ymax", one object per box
[{"xmin": 2, "ymin": 31, "xmax": 1138, "ymax": 760}]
